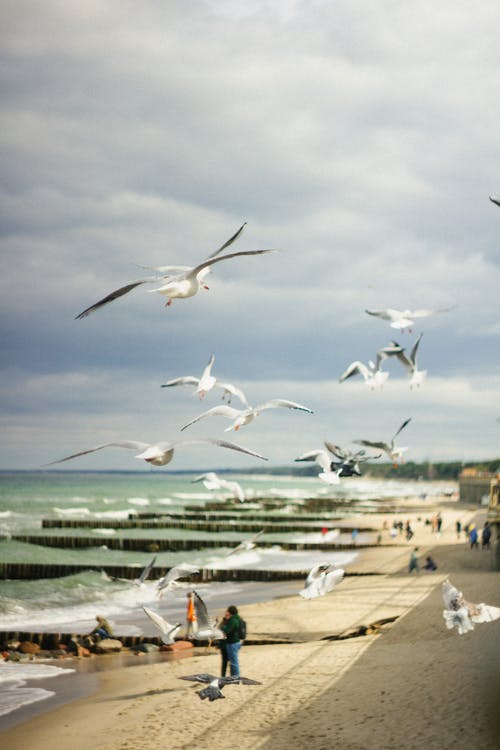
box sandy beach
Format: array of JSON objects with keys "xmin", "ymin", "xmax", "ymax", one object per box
[{"xmin": 2, "ymin": 502, "xmax": 499, "ymax": 750}]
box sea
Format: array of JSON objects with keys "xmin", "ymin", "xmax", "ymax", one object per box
[{"xmin": 0, "ymin": 469, "xmax": 456, "ymax": 725}]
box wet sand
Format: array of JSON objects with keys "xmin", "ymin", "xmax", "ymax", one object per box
[{"xmin": 2, "ymin": 503, "xmax": 499, "ymax": 749}]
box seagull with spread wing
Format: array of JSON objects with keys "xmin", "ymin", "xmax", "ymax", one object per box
[
  {"xmin": 156, "ymin": 563, "xmax": 200, "ymax": 598},
  {"xmin": 161, "ymin": 354, "xmax": 248, "ymax": 406},
  {"xmin": 226, "ymin": 529, "xmax": 265, "ymax": 556},
  {"xmin": 365, "ymin": 306, "xmax": 454, "ymax": 332},
  {"xmin": 181, "ymin": 399, "xmax": 313, "ymax": 432},
  {"xmin": 390, "ymin": 334, "xmax": 427, "ymax": 388},
  {"xmin": 295, "ymin": 442, "xmax": 380, "ymax": 484},
  {"xmin": 192, "ymin": 590, "xmax": 225, "ymax": 644},
  {"xmin": 299, "ymin": 563, "xmax": 345, "ymax": 599},
  {"xmin": 178, "ymin": 673, "xmax": 262, "ymax": 701},
  {"xmin": 46, "ymin": 437, "xmax": 267, "ymax": 467},
  {"xmin": 192, "ymin": 472, "xmax": 245, "ymax": 503},
  {"xmin": 354, "ymin": 418, "xmax": 412, "ymax": 465},
  {"xmin": 442, "ymin": 580, "xmax": 500, "ymax": 635},
  {"xmin": 142, "ymin": 606, "xmax": 182, "ymax": 645},
  {"xmin": 339, "ymin": 342, "xmax": 403, "ymax": 390}
]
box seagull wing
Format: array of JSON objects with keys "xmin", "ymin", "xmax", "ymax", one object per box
[
  {"xmin": 142, "ymin": 607, "xmax": 180, "ymax": 642},
  {"xmin": 193, "ymin": 591, "xmax": 211, "ymax": 629},
  {"xmin": 178, "ymin": 673, "xmax": 218, "ymax": 684},
  {"xmin": 339, "ymin": 361, "xmax": 371, "ymax": 382},
  {"xmin": 295, "ymin": 450, "xmax": 331, "ymax": 473},
  {"xmin": 75, "ymin": 279, "xmax": 156, "ymax": 319},
  {"xmin": 324, "ymin": 442, "xmax": 348, "ymax": 460},
  {"xmin": 365, "ymin": 308, "xmax": 395, "ymax": 321},
  {"xmin": 180, "ymin": 406, "xmax": 244, "ymax": 431},
  {"xmin": 161, "ymin": 376, "xmax": 200, "ymax": 388},
  {"xmin": 354, "ymin": 439, "xmax": 390, "ymax": 453},
  {"xmin": 489, "ymin": 195, "xmax": 500, "ymax": 207},
  {"xmin": 408, "ymin": 333, "xmax": 423, "ymax": 366},
  {"xmin": 137, "ymin": 555, "xmax": 156, "ymax": 584},
  {"xmin": 215, "ymin": 381, "xmax": 249, "ymax": 407},
  {"xmin": 186, "ymin": 248, "xmax": 274, "ymax": 280},
  {"xmin": 171, "ymin": 437, "xmax": 268, "ymax": 461},
  {"xmin": 206, "ymin": 222, "xmax": 247, "ymax": 259},
  {"xmin": 392, "ymin": 418, "xmax": 412, "ymax": 441},
  {"xmin": 254, "ymin": 399, "xmax": 313, "ymax": 414},
  {"xmin": 221, "ymin": 676, "xmax": 262, "ymax": 685},
  {"xmin": 45, "ymin": 441, "xmax": 150, "ymax": 466}
]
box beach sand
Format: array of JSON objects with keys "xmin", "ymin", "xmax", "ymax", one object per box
[{"xmin": 2, "ymin": 504, "xmax": 499, "ymax": 750}]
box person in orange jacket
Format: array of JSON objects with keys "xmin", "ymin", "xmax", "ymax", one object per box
[{"xmin": 186, "ymin": 591, "xmax": 197, "ymax": 638}]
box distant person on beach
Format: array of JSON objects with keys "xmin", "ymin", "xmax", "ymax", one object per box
[
  {"xmin": 456, "ymin": 520, "xmax": 462, "ymax": 538},
  {"xmin": 408, "ymin": 548, "xmax": 420, "ymax": 573},
  {"xmin": 351, "ymin": 529, "xmax": 359, "ymax": 544},
  {"xmin": 185, "ymin": 591, "xmax": 197, "ymax": 638},
  {"xmin": 219, "ymin": 605, "xmax": 242, "ymax": 678},
  {"xmin": 90, "ymin": 615, "xmax": 113, "ymax": 640},
  {"xmin": 481, "ymin": 522, "xmax": 491, "ymax": 550},
  {"xmin": 469, "ymin": 526, "xmax": 479, "ymax": 549},
  {"xmin": 405, "ymin": 521, "xmax": 414, "ymax": 541},
  {"xmin": 423, "ymin": 555, "xmax": 437, "ymax": 571}
]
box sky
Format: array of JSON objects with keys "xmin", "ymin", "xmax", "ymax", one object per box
[{"xmin": 1, "ymin": 0, "xmax": 499, "ymax": 472}]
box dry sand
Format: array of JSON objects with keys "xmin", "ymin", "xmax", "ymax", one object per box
[{"xmin": 2, "ymin": 504, "xmax": 499, "ymax": 750}]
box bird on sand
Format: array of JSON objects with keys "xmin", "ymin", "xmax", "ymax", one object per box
[
  {"xmin": 161, "ymin": 354, "xmax": 248, "ymax": 406},
  {"xmin": 389, "ymin": 334, "xmax": 427, "ymax": 388},
  {"xmin": 339, "ymin": 342, "xmax": 403, "ymax": 390},
  {"xmin": 192, "ymin": 472, "xmax": 245, "ymax": 503},
  {"xmin": 354, "ymin": 418, "xmax": 412, "ymax": 465},
  {"xmin": 142, "ymin": 606, "xmax": 182, "ymax": 645},
  {"xmin": 299, "ymin": 563, "xmax": 345, "ymax": 599},
  {"xmin": 365, "ymin": 306, "xmax": 454, "ymax": 332},
  {"xmin": 178, "ymin": 673, "xmax": 262, "ymax": 701},
  {"xmin": 156, "ymin": 563, "xmax": 200, "ymax": 598},
  {"xmin": 75, "ymin": 228, "xmax": 273, "ymax": 317},
  {"xmin": 226, "ymin": 529, "xmax": 265, "ymax": 556},
  {"xmin": 192, "ymin": 591, "xmax": 225, "ymax": 644},
  {"xmin": 442, "ymin": 580, "xmax": 500, "ymax": 635},
  {"xmin": 46, "ymin": 437, "xmax": 268, "ymax": 467},
  {"xmin": 181, "ymin": 399, "xmax": 313, "ymax": 432}
]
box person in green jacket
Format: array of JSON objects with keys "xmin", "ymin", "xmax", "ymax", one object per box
[{"xmin": 219, "ymin": 605, "xmax": 241, "ymax": 677}]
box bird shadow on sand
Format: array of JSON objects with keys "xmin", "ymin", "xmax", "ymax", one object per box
[{"xmin": 100, "ymin": 686, "xmax": 189, "ymax": 702}]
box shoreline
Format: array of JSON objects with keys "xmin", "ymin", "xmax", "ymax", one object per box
[{"xmin": 2, "ymin": 502, "xmax": 497, "ymax": 749}]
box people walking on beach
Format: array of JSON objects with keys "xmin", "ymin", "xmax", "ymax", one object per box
[
  {"xmin": 481, "ymin": 522, "xmax": 491, "ymax": 550},
  {"xmin": 185, "ymin": 591, "xmax": 197, "ymax": 638},
  {"xmin": 436, "ymin": 513, "xmax": 442, "ymax": 535},
  {"xmin": 405, "ymin": 521, "xmax": 414, "ymax": 541},
  {"xmin": 423, "ymin": 555, "xmax": 437, "ymax": 571},
  {"xmin": 408, "ymin": 548, "xmax": 420, "ymax": 573},
  {"xmin": 218, "ymin": 605, "xmax": 243, "ymax": 678},
  {"xmin": 469, "ymin": 525, "xmax": 479, "ymax": 549},
  {"xmin": 455, "ymin": 520, "xmax": 462, "ymax": 538}
]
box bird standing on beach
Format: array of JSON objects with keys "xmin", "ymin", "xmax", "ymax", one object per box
[
  {"xmin": 192, "ymin": 472, "xmax": 245, "ymax": 503},
  {"xmin": 354, "ymin": 418, "xmax": 412, "ymax": 465},
  {"xmin": 161, "ymin": 354, "xmax": 249, "ymax": 406},
  {"xmin": 178, "ymin": 673, "xmax": 262, "ymax": 701},
  {"xmin": 46, "ymin": 437, "xmax": 268, "ymax": 467},
  {"xmin": 299, "ymin": 563, "xmax": 345, "ymax": 599},
  {"xmin": 365, "ymin": 306, "xmax": 454, "ymax": 332},
  {"xmin": 142, "ymin": 606, "xmax": 182, "ymax": 645},
  {"xmin": 442, "ymin": 580, "xmax": 500, "ymax": 635},
  {"xmin": 181, "ymin": 399, "xmax": 313, "ymax": 432}
]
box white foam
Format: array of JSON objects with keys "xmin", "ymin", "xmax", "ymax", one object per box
[
  {"xmin": 127, "ymin": 497, "xmax": 150, "ymax": 506},
  {"xmin": 0, "ymin": 662, "xmax": 75, "ymax": 718}
]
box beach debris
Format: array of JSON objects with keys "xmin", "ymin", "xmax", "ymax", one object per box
[
  {"xmin": 161, "ymin": 353, "xmax": 249, "ymax": 406},
  {"xmin": 299, "ymin": 563, "xmax": 345, "ymax": 599},
  {"xmin": 181, "ymin": 398, "xmax": 313, "ymax": 433},
  {"xmin": 365, "ymin": 306, "xmax": 455, "ymax": 332},
  {"xmin": 192, "ymin": 472, "xmax": 245, "ymax": 503},
  {"xmin": 45, "ymin": 437, "xmax": 268, "ymax": 468},
  {"xmin": 156, "ymin": 563, "xmax": 200, "ymax": 598},
  {"xmin": 142, "ymin": 606, "xmax": 182, "ymax": 645},
  {"xmin": 226, "ymin": 529, "xmax": 265, "ymax": 556},
  {"xmin": 442, "ymin": 580, "xmax": 500, "ymax": 635},
  {"xmin": 178, "ymin": 673, "xmax": 262, "ymax": 701},
  {"xmin": 354, "ymin": 417, "xmax": 412, "ymax": 465}
]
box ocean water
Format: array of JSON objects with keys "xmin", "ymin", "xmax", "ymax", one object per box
[{"xmin": 0, "ymin": 470, "xmax": 456, "ymax": 722}]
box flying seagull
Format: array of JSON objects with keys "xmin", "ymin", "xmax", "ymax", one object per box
[
  {"xmin": 178, "ymin": 673, "xmax": 262, "ymax": 701},
  {"xmin": 390, "ymin": 334, "xmax": 427, "ymax": 388},
  {"xmin": 354, "ymin": 418, "xmax": 412, "ymax": 465},
  {"xmin": 442, "ymin": 580, "xmax": 500, "ymax": 635},
  {"xmin": 142, "ymin": 606, "xmax": 182, "ymax": 645},
  {"xmin": 295, "ymin": 442, "xmax": 381, "ymax": 484},
  {"xmin": 181, "ymin": 399, "xmax": 313, "ymax": 432},
  {"xmin": 75, "ymin": 241, "xmax": 273, "ymax": 318},
  {"xmin": 299, "ymin": 563, "xmax": 345, "ymax": 599},
  {"xmin": 489, "ymin": 195, "xmax": 500, "ymax": 207},
  {"xmin": 156, "ymin": 563, "xmax": 200, "ymax": 598},
  {"xmin": 295, "ymin": 448, "xmax": 343, "ymax": 485},
  {"xmin": 46, "ymin": 437, "xmax": 268, "ymax": 468},
  {"xmin": 192, "ymin": 472, "xmax": 245, "ymax": 503},
  {"xmin": 161, "ymin": 354, "xmax": 248, "ymax": 406},
  {"xmin": 365, "ymin": 306, "xmax": 454, "ymax": 332},
  {"xmin": 226, "ymin": 529, "xmax": 265, "ymax": 556},
  {"xmin": 100, "ymin": 554, "xmax": 157, "ymax": 586},
  {"xmin": 339, "ymin": 342, "xmax": 403, "ymax": 390},
  {"xmin": 192, "ymin": 590, "xmax": 225, "ymax": 643}
]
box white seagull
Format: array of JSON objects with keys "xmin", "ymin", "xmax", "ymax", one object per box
[
  {"xmin": 226, "ymin": 529, "xmax": 265, "ymax": 556},
  {"xmin": 339, "ymin": 342, "xmax": 404, "ymax": 389},
  {"xmin": 442, "ymin": 580, "xmax": 500, "ymax": 635},
  {"xmin": 46, "ymin": 437, "xmax": 268, "ymax": 467},
  {"xmin": 156, "ymin": 563, "xmax": 200, "ymax": 598},
  {"xmin": 365, "ymin": 306, "xmax": 454, "ymax": 332},
  {"xmin": 294, "ymin": 449, "xmax": 343, "ymax": 485},
  {"xmin": 299, "ymin": 563, "xmax": 345, "ymax": 599},
  {"xmin": 354, "ymin": 418, "xmax": 412, "ymax": 465},
  {"xmin": 161, "ymin": 354, "xmax": 248, "ymax": 406},
  {"xmin": 390, "ymin": 334, "xmax": 427, "ymax": 388},
  {"xmin": 192, "ymin": 591, "xmax": 225, "ymax": 643},
  {"xmin": 100, "ymin": 554, "xmax": 157, "ymax": 586},
  {"xmin": 142, "ymin": 606, "xmax": 182, "ymax": 645},
  {"xmin": 181, "ymin": 399, "xmax": 313, "ymax": 432},
  {"xmin": 75, "ymin": 240, "xmax": 273, "ymax": 317},
  {"xmin": 178, "ymin": 673, "xmax": 262, "ymax": 701},
  {"xmin": 295, "ymin": 443, "xmax": 380, "ymax": 484},
  {"xmin": 192, "ymin": 472, "xmax": 245, "ymax": 503}
]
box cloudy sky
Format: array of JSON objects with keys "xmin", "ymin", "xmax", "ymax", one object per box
[{"xmin": 1, "ymin": 0, "xmax": 499, "ymax": 472}]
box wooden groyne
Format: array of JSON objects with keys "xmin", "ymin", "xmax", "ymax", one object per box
[
  {"xmin": 0, "ymin": 562, "xmax": 384, "ymax": 582},
  {"xmin": 10, "ymin": 534, "xmax": 381, "ymax": 552},
  {"xmin": 133, "ymin": 510, "xmax": 348, "ymax": 522},
  {"xmin": 41, "ymin": 518, "xmax": 376, "ymax": 534}
]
